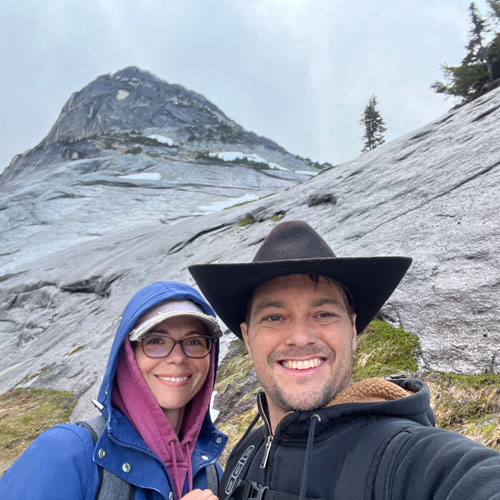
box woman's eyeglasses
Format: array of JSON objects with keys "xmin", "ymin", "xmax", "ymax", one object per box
[{"xmin": 139, "ymin": 334, "xmax": 213, "ymax": 359}]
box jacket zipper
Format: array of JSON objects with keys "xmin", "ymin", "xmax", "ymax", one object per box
[
  {"xmin": 257, "ymin": 393, "xmax": 292, "ymax": 469},
  {"xmin": 260, "ymin": 434, "xmax": 273, "ymax": 469}
]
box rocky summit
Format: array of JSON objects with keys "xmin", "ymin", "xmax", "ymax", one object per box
[
  {"xmin": 0, "ymin": 66, "xmax": 320, "ymax": 274},
  {"xmin": 0, "ymin": 68, "xmax": 500, "ymax": 428}
]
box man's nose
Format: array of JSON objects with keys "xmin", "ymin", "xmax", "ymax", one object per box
[{"xmin": 285, "ymin": 318, "xmax": 316, "ymax": 345}]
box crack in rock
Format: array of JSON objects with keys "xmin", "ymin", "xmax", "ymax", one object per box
[
  {"xmin": 60, "ymin": 272, "xmax": 122, "ymax": 297},
  {"xmin": 168, "ymin": 223, "xmax": 233, "ymax": 254}
]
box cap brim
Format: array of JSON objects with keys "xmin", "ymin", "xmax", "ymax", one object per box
[
  {"xmin": 189, "ymin": 256, "xmax": 412, "ymax": 338},
  {"xmin": 129, "ymin": 310, "xmax": 222, "ymax": 341}
]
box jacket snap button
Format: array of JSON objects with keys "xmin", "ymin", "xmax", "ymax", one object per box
[
  {"xmin": 216, "ymin": 437, "xmax": 222, "ymax": 444},
  {"xmin": 202, "ymin": 455, "xmax": 209, "ymax": 460},
  {"xmin": 122, "ymin": 462, "xmax": 131, "ymax": 473},
  {"xmin": 98, "ymin": 448, "xmax": 106, "ymax": 459}
]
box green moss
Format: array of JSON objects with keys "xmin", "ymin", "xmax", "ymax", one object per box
[
  {"xmin": 64, "ymin": 345, "xmax": 85, "ymax": 356},
  {"xmin": 423, "ymin": 371, "xmax": 500, "ymax": 440},
  {"xmin": 269, "ymin": 212, "xmax": 285, "ymax": 222},
  {"xmin": 215, "ymin": 339, "xmax": 252, "ymax": 385},
  {"xmin": 430, "ymin": 371, "xmax": 500, "ymax": 388},
  {"xmin": 18, "ymin": 363, "xmax": 56, "ymax": 385},
  {"xmin": 238, "ymin": 215, "xmax": 255, "ymax": 227},
  {"xmin": 126, "ymin": 135, "xmax": 162, "ymax": 147},
  {"xmin": 216, "ymin": 406, "xmax": 259, "ymax": 467},
  {"xmin": 465, "ymin": 419, "xmax": 499, "ymax": 441},
  {"xmin": 0, "ymin": 388, "xmax": 77, "ymax": 475},
  {"xmin": 352, "ymin": 320, "xmax": 419, "ymax": 380}
]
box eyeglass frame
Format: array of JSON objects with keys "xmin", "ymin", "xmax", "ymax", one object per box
[{"xmin": 138, "ymin": 333, "xmax": 215, "ymax": 359}]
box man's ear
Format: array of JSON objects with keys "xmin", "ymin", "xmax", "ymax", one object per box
[{"xmin": 240, "ymin": 322, "xmax": 252, "ymax": 359}]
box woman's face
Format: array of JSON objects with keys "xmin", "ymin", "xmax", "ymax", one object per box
[{"xmin": 134, "ymin": 315, "xmax": 211, "ymax": 421}]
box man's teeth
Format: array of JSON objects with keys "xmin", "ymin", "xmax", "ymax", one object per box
[
  {"xmin": 281, "ymin": 358, "xmax": 323, "ymax": 370},
  {"xmin": 158, "ymin": 376, "xmax": 189, "ymax": 382}
]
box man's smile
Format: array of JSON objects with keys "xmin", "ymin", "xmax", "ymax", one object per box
[{"xmin": 279, "ymin": 357, "xmax": 325, "ymax": 370}]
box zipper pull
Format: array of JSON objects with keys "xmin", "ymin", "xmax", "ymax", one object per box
[{"xmin": 260, "ymin": 434, "xmax": 273, "ymax": 469}]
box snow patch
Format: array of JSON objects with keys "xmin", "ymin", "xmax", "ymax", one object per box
[
  {"xmin": 198, "ymin": 193, "xmax": 261, "ymax": 212},
  {"xmin": 295, "ymin": 170, "xmax": 318, "ymax": 176},
  {"xmin": 210, "ymin": 391, "xmax": 220, "ymax": 422},
  {"xmin": 116, "ymin": 89, "xmax": 129, "ymax": 101},
  {"xmin": 147, "ymin": 134, "xmax": 175, "ymax": 146},
  {"xmin": 119, "ymin": 172, "xmax": 162, "ymax": 181}
]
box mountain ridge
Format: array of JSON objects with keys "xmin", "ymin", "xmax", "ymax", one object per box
[{"xmin": 2, "ymin": 66, "xmax": 321, "ymax": 182}]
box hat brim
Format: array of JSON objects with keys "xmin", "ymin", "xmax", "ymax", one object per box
[
  {"xmin": 189, "ymin": 256, "xmax": 412, "ymax": 338},
  {"xmin": 129, "ymin": 310, "xmax": 222, "ymax": 341}
]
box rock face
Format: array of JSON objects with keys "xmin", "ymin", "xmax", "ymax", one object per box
[
  {"xmin": 1, "ymin": 69, "xmax": 500, "ymax": 424},
  {"xmin": 0, "ymin": 66, "xmax": 319, "ymax": 274}
]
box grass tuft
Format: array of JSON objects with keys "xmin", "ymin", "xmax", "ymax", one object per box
[
  {"xmin": 0, "ymin": 388, "xmax": 77, "ymax": 475},
  {"xmin": 352, "ymin": 320, "xmax": 419, "ymax": 380}
]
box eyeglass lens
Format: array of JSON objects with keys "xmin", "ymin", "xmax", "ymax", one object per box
[{"xmin": 141, "ymin": 335, "xmax": 212, "ymax": 358}]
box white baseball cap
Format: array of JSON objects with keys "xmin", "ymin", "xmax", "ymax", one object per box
[{"xmin": 129, "ymin": 299, "xmax": 222, "ymax": 341}]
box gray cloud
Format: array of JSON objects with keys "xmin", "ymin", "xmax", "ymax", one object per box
[{"xmin": 0, "ymin": 0, "xmax": 490, "ymax": 172}]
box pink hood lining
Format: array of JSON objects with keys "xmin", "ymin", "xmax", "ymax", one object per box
[{"xmin": 112, "ymin": 337, "xmax": 215, "ymax": 500}]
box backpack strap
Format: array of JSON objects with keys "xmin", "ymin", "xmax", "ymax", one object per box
[
  {"xmin": 222, "ymin": 421, "xmax": 264, "ymax": 499},
  {"xmin": 332, "ymin": 417, "xmax": 418, "ymax": 500},
  {"xmin": 77, "ymin": 416, "xmax": 134, "ymax": 500},
  {"xmin": 206, "ymin": 462, "xmax": 219, "ymax": 494}
]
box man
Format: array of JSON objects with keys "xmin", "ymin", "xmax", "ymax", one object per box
[{"xmin": 189, "ymin": 220, "xmax": 500, "ymax": 500}]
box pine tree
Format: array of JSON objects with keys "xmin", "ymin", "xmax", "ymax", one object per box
[
  {"xmin": 464, "ymin": 2, "xmax": 493, "ymax": 81},
  {"xmin": 360, "ymin": 95, "xmax": 387, "ymax": 153},
  {"xmin": 487, "ymin": 0, "xmax": 500, "ymax": 22},
  {"xmin": 431, "ymin": 2, "xmax": 500, "ymax": 104}
]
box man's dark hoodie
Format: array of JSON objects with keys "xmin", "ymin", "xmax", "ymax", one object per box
[{"xmin": 221, "ymin": 377, "xmax": 500, "ymax": 500}]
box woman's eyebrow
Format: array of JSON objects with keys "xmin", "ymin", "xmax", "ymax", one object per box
[
  {"xmin": 149, "ymin": 327, "xmax": 170, "ymax": 334},
  {"xmin": 147, "ymin": 328, "xmax": 206, "ymax": 336}
]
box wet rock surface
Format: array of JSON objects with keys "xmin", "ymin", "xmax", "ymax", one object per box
[{"xmin": 1, "ymin": 70, "xmax": 500, "ymax": 422}]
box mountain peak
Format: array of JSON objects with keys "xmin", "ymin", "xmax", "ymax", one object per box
[{"xmin": 40, "ymin": 66, "xmax": 239, "ymax": 147}]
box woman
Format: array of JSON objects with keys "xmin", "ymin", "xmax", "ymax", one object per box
[{"xmin": 0, "ymin": 281, "xmax": 227, "ymax": 499}]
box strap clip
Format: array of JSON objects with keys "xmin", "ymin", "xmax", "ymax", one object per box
[{"xmin": 242, "ymin": 481, "xmax": 269, "ymax": 500}]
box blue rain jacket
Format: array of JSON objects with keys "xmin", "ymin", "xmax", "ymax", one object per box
[{"xmin": 0, "ymin": 281, "xmax": 227, "ymax": 499}]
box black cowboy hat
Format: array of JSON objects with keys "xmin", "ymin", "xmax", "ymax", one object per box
[{"xmin": 189, "ymin": 220, "xmax": 412, "ymax": 338}]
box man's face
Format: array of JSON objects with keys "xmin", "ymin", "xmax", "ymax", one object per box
[{"xmin": 241, "ymin": 274, "xmax": 357, "ymax": 427}]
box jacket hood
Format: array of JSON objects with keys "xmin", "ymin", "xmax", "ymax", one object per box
[
  {"xmin": 324, "ymin": 378, "xmax": 435, "ymax": 426},
  {"xmin": 96, "ymin": 281, "xmax": 220, "ymax": 419},
  {"xmin": 260, "ymin": 378, "xmax": 435, "ymax": 439}
]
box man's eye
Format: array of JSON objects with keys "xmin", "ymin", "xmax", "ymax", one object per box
[
  {"xmin": 316, "ymin": 311, "xmax": 337, "ymax": 319},
  {"xmin": 263, "ymin": 315, "xmax": 282, "ymax": 323}
]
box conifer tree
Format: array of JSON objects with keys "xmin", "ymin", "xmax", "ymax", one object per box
[
  {"xmin": 432, "ymin": 2, "xmax": 500, "ymax": 104},
  {"xmin": 464, "ymin": 2, "xmax": 493, "ymax": 81},
  {"xmin": 360, "ymin": 95, "xmax": 387, "ymax": 153},
  {"xmin": 487, "ymin": 0, "xmax": 500, "ymax": 22}
]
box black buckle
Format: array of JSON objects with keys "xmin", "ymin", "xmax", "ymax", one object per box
[{"xmin": 242, "ymin": 481, "xmax": 269, "ymax": 500}]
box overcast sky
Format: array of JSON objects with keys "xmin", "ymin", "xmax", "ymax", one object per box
[{"xmin": 0, "ymin": 0, "xmax": 493, "ymax": 173}]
